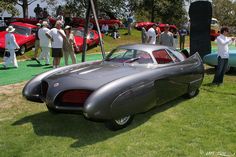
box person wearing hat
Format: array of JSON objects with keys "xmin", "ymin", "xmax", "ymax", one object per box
[
  {"xmin": 63, "ymin": 25, "xmax": 77, "ymax": 65},
  {"xmin": 46, "ymin": 20, "xmax": 65, "ymax": 68},
  {"xmin": 147, "ymin": 24, "xmax": 158, "ymax": 44},
  {"xmin": 3, "ymin": 26, "xmax": 20, "ymax": 68},
  {"xmin": 31, "ymin": 23, "xmax": 42, "ymax": 60},
  {"xmin": 36, "ymin": 21, "xmax": 51, "ymax": 65},
  {"xmin": 159, "ymin": 24, "xmax": 174, "ymax": 47}
]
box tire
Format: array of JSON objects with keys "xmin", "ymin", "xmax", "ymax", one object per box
[
  {"xmin": 46, "ymin": 105, "xmax": 59, "ymax": 114},
  {"xmin": 19, "ymin": 45, "xmax": 26, "ymax": 55},
  {"xmin": 185, "ymin": 89, "xmax": 199, "ymax": 99},
  {"xmin": 105, "ymin": 115, "xmax": 134, "ymax": 131}
]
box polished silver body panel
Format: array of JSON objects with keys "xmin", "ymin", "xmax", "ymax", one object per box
[{"xmin": 23, "ymin": 44, "xmax": 204, "ymax": 121}]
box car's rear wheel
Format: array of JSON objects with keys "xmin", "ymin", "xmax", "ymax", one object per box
[
  {"xmin": 185, "ymin": 89, "xmax": 199, "ymax": 99},
  {"xmin": 105, "ymin": 115, "xmax": 134, "ymax": 131},
  {"xmin": 46, "ymin": 105, "xmax": 59, "ymax": 114}
]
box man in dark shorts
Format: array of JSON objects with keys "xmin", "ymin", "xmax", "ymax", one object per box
[{"xmin": 46, "ymin": 21, "xmax": 65, "ymax": 68}]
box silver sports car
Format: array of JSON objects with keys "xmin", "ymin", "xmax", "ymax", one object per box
[{"xmin": 23, "ymin": 44, "xmax": 204, "ymax": 130}]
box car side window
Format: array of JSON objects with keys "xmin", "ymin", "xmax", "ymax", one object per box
[
  {"xmin": 166, "ymin": 49, "xmax": 181, "ymax": 62},
  {"xmin": 135, "ymin": 51, "xmax": 153, "ymax": 64},
  {"xmin": 152, "ymin": 49, "xmax": 174, "ymax": 64}
]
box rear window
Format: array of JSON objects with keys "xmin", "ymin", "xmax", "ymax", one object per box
[{"xmin": 152, "ymin": 49, "xmax": 174, "ymax": 64}]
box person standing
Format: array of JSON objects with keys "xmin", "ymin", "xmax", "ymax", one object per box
[
  {"xmin": 34, "ymin": 4, "xmax": 43, "ymax": 19},
  {"xmin": 3, "ymin": 26, "xmax": 20, "ymax": 68},
  {"xmin": 63, "ymin": 25, "xmax": 77, "ymax": 65},
  {"xmin": 212, "ymin": 27, "xmax": 234, "ymax": 85},
  {"xmin": 127, "ymin": 15, "xmax": 133, "ymax": 35},
  {"xmin": 147, "ymin": 24, "xmax": 157, "ymax": 44},
  {"xmin": 172, "ymin": 28, "xmax": 178, "ymax": 50},
  {"xmin": 155, "ymin": 25, "xmax": 161, "ymax": 44},
  {"xmin": 159, "ymin": 24, "xmax": 174, "ymax": 47},
  {"xmin": 46, "ymin": 21, "xmax": 65, "ymax": 68},
  {"xmin": 36, "ymin": 21, "xmax": 51, "ymax": 65},
  {"xmin": 31, "ymin": 23, "xmax": 41, "ymax": 60},
  {"xmin": 141, "ymin": 27, "xmax": 148, "ymax": 43},
  {"xmin": 179, "ymin": 27, "xmax": 187, "ymax": 50}
]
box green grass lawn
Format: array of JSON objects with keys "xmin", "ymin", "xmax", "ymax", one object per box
[
  {"xmin": 0, "ymin": 29, "xmax": 236, "ymax": 157},
  {"xmin": 0, "ymin": 68, "xmax": 236, "ymax": 157}
]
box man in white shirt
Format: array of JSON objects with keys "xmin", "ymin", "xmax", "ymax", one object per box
[
  {"xmin": 212, "ymin": 27, "xmax": 235, "ymax": 85},
  {"xmin": 3, "ymin": 26, "xmax": 20, "ymax": 68},
  {"xmin": 159, "ymin": 24, "xmax": 174, "ymax": 47},
  {"xmin": 147, "ymin": 24, "xmax": 157, "ymax": 44},
  {"xmin": 46, "ymin": 20, "xmax": 65, "ymax": 68},
  {"xmin": 36, "ymin": 21, "xmax": 51, "ymax": 65}
]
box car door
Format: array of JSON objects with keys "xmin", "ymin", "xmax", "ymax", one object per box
[{"xmin": 152, "ymin": 49, "xmax": 188, "ymax": 105}]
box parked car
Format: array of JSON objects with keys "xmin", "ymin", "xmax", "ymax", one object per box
[
  {"xmin": 134, "ymin": 21, "xmax": 177, "ymax": 32},
  {"xmin": 4, "ymin": 17, "xmax": 56, "ymax": 27},
  {"xmin": 0, "ymin": 22, "xmax": 37, "ymax": 54},
  {"xmin": 72, "ymin": 27, "xmax": 102, "ymax": 53},
  {"xmin": 203, "ymin": 51, "xmax": 236, "ymax": 71},
  {"xmin": 72, "ymin": 12, "xmax": 123, "ymax": 29},
  {"xmin": 22, "ymin": 44, "xmax": 204, "ymax": 131}
]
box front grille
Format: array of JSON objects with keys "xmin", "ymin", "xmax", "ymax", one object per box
[{"xmin": 57, "ymin": 90, "xmax": 93, "ymax": 107}]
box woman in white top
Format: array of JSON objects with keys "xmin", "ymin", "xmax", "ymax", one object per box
[{"xmin": 3, "ymin": 26, "xmax": 20, "ymax": 68}]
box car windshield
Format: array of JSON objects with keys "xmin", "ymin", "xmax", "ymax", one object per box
[
  {"xmin": 10, "ymin": 24, "xmax": 31, "ymax": 36},
  {"xmin": 105, "ymin": 48, "xmax": 154, "ymax": 64},
  {"xmin": 73, "ymin": 29, "xmax": 91, "ymax": 39}
]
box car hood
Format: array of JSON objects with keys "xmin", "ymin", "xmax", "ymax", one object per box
[
  {"xmin": 44, "ymin": 61, "xmax": 147, "ymax": 89},
  {"xmin": 0, "ymin": 31, "xmax": 29, "ymax": 48},
  {"xmin": 74, "ymin": 36, "xmax": 84, "ymax": 47}
]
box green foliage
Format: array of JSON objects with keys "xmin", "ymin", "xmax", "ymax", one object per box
[
  {"xmin": 0, "ymin": 1, "xmax": 19, "ymax": 16},
  {"xmin": 212, "ymin": 0, "xmax": 236, "ymax": 26}
]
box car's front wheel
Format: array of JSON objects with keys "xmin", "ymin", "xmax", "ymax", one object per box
[
  {"xmin": 105, "ymin": 115, "xmax": 134, "ymax": 131},
  {"xmin": 19, "ymin": 45, "xmax": 26, "ymax": 55}
]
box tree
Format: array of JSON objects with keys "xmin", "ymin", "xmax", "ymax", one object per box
[
  {"xmin": 212, "ymin": 0, "xmax": 236, "ymax": 26},
  {"xmin": 0, "ymin": 0, "xmax": 58, "ymax": 18},
  {"xmin": 135, "ymin": 0, "xmax": 187, "ymax": 27},
  {"xmin": 0, "ymin": 1, "xmax": 19, "ymax": 17}
]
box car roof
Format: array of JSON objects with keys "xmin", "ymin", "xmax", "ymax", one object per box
[
  {"xmin": 10, "ymin": 22, "xmax": 37, "ymax": 29},
  {"xmin": 117, "ymin": 43, "xmax": 171, "ymax": 52}
]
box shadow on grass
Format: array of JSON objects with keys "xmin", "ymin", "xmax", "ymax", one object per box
[
  {"xmin": 12, "ymin": 97, "xmax": 185, "ymax": 148},
  {"xmin": 0, "ymin": 67, "xmax": 17, "ymax": 70},
  {"xmin": 204, "ymin": 67, "xmax": 215, "ymax": 74},
  {"xmin": 27, "ymin": 64, "xmax": 44, "ymax": 67},
  {"xmin": 201, "ymin": 85, "xmax": 236, "ymax": 96}
]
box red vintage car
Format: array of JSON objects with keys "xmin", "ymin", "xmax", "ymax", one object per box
[
  {"xmin": 71, "ymin": 17, "xmax": 123, "ymax": 29},
  {"xmin": 0, "ymin": 22, "xmax": 37, "ymax": 54},
  {"xmin": 134, "ymin": 21, "xmax": 177, "ymax": 32},
  {"xmin": 72, "ymin": 27, "xmax": 102, "ymax": 53},
  {"xmin": 4, "ymin": 17, "xmax": 57, "ymax": 27}
]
